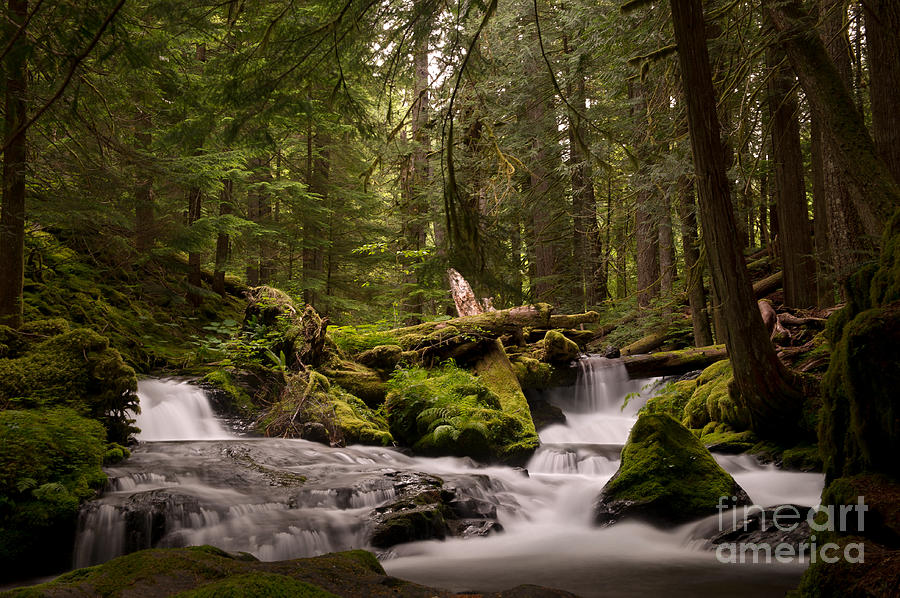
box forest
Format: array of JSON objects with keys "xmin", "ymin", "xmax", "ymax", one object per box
[{"xmin": 0, "ymin": 0, "xmax": 898, "ymax": 596}]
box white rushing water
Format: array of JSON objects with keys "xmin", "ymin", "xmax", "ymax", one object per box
[
  {"xmin": 72, "ymin": 363, "xmax": 825, "ymax": 597},
  {"xmin": 130, "ymin": 379, "xmax": 233, "ymax": 441}
]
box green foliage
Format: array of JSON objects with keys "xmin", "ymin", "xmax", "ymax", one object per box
[
  {"xmin": 0, "ymin": 320, "xmax": 138, "ymax": 444},
  {"xmin": 641, "ymin": 379, "xmax": 697, "ymax": 418},
  {"xmin": 0, "ymin": 408, "xmax": 107, "ymax": 577},
  {"xmin": 385, "ymin": 363, "xmax": 537, "ymax": 462}
]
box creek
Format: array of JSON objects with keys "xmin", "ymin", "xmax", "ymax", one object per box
[{"xmin": 72, "ymin": 358, "xmax": 824, "ymax": 597}]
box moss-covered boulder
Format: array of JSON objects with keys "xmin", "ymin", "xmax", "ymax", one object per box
[
  {"xmin": 385, "ymin": 361, "xmax": 538, "ymax": 464},
  {"xmin": 258, "ymin": 373, "xmax": 392, "ymax": 446},
  {"xmin": 696, "ymin": 422, "xmax": 758, "ymax": 454},
  {"xmin": 540, "ymin": 330, "xmax": 580, "ymax": 363},
  {"xmin": 641, "ymin": 378, "xmax": 698, "ymax": 418},
  {"xmin": 0, "ymin": 545, "xmax": 578, "ymax": 598},
  {"xmin": 594, "ymin": 413, "xmax": 750, "ymax": 526},
  {"xmin": 0, "ymin": 320, "xmax": 137, "ymax": 444},
  {"xmin": 0, "ymin": 407, "xmax": 108, "ymax": 581},
  {"xmin": 681, "ymin": 360, "xmax": 750, "ymax": 431},
  {"xmin": 509, "ymin": 355, "xmax": 577, "ymax": 390}
]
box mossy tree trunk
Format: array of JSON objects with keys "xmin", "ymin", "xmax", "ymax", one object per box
[
  {"xmin": 765, "ymin": 0, "xmax": 900, "ymax": 250},
  {"xmin": 810, "ymin": 119, "xmax": 834, "ymax": 307},
  {"xmin": 670, "ymin": 0, "xmax": 802, "ymax": 440},
  {"xmin": 767, "ymin": 47, "xmax": 817, "ymax": 308},
  {"xmin": 631, "ymin": 81, "xmax": 660, "ymax": 309},
  {"xmin": 213, "ymin": 179, "xmax": 233, "ymax": 296},
  {"xmin": 304, "ymin": 127, "xmax": 329, "ymax": 309}
]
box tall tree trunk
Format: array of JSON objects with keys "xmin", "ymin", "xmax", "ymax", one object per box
[
  {"xmin": 765, "ymin": 0, "xmax": 900, "ymax": 242},
  {"xmin": 670, "ymin": 0, "xmax": 802, "ymax": 439},
  {"xmin": 615, "ymin": 199, "xmax": 627, "ymax": 299},
  {"xmin": 813, "ymin": 0, "xmax": 874, "ymax": 281},
  {"xmin": 631, "ymin": 82, "xmax": 660, "ymax": 308},
  {"xmin": 213, "ymin": 179, "xmax": 232, "ymax": 296},
  {"xmin": 810, "ymin": 118, "xmax": 833, "ymax": 307},
  {"xmin": 767, "ymin": 48, "xmax": 817, "ymax": 308},
  {"xmin": 566, "ymin": 42, "xmax": 603, "ymax": 307},
  {"xmin": 304, "ymin": 129, "xmax": 329, "ymax": 308},
  {"xmin": 677, "ymin": 176, "xmax": 713, "ymax": 347},
  {"xmin": 401, "ymin": 37, "xmax": 430, "ymax": 324},
  {"xmin": 134, "ymin": 110, "xmax": 155, "ymax": 253},
  {"xmin": 864, "ymin": 0, "xmax": 900, "ymax": 184},
  {"xmin": 0, "ymin": 0, "xmax": 28, "ymax": 328},
  {"xmin": 187, "ymin": 186, "xmax": 203, "ymax": 307},
  {"xmin": 659, "ymin": 192, "xmax": 676, "ymax": 295}
]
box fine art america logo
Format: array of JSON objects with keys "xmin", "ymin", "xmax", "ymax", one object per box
[{"xmin": 714, "ymin": 496, "xmax": 867, "ymax": 564}]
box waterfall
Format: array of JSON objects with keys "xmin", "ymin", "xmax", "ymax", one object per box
[
  {"xmin": 67, "ymin": 367, "xmax": 825, "ymax": 597},
  {"xmin": 131, "ymin": 379, "xmax": 233, "ymax": 441}
]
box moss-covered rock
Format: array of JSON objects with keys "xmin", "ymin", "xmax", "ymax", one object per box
[
  {"xmin": 258, "ymin": 373, "xmax": 392, "ymax": 447},
  {"xmin": 201, "ymin": 369, "xmax": 255, "ymax": 416},
  {"xmin": 174, "ymin": 572, "xmax": 340, "ymax": 598},
  {"xmin": 0, "ymin": 322, "xmax": 138, "ymax": 444},
  {"xmin": 540, "ymin": 330, "xmax": 580, "ymax": 363},
  {"xmin": 680, "ymin": 360, "xmax": 750, "ymax": 432},
  {"xmin": 509, "ymin": 355, "xmax": 577, "ymax": 390},
  {"xmin": 697, "ymin": 422, "xmax": 758, "ymax": 454},
  {"xmin": 0, "ymin": 408, "xmax": 108, "ymax": 581},
  {"xmin": 641, "ymin": 379, "xmax": 697, "ymax": 418},
  {"xmin": 820, "ymin": 302, "xmax": 900, "ymax": 481},
  {"xmin": 385, "ymin": 361, "xmax": 538, "ymax": 464},
  {"xmin": 593, "ymin": 413, "xmax": 750, "ymax": 526}
]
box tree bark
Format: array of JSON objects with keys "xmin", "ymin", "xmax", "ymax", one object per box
[
  {"xmin": 765, "ymin": 0, "xmax": 900, "ymax": 244},
  {"xmin": 864, "ymin": 0, "xmax": 900, "ymax": 185},
  {"xmin": 810, "ymin": 119, "xmax": 832, "ymax": 307},
  {"xmin": 631, "ymin": 82, "xmax": 660, "ymax": 308},
  {"xmin": 767, "ymin": 48, "xmax": 816, "ymax": 308},
  {"xmin": 187, "ymin": 185, "xmax": 203, "ymax": 307},
  {"xmin": 134, "ymin": 110, "xmax": 155, "ymax": 253},
  {"xmin": 448, "ymin": 268, "xmax": 484, "ymax": 317},
  {"xmin": 213, "ymin": 179, "xmax": 232, "ymax": 296},
  {"xmin": 304, "ymin": 127, "xmax": 329, "ymax": 308},
  {"xmin": 676, "ymin": 176, "xmax": 713, "ymax": 347},
  {"xmin": 670, "ymin": 0, "xmax": 802, "ymax": 439},
  {"xmin": 658, "ymin": 192, "xmax": 676, "ymax": 294},
  {"xmin": 0, "ymin": 0, "xmax": 28, "ymax": 328}
]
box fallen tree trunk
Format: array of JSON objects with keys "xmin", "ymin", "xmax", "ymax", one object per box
[
  {"xmin": 620, "ymin": 329, "xmax": 668, "ymax": 356},
  {"xmin": 753, "ymin": 271, "xmax": 783, "ymax": 298},
  {"xmin": 621, "ymin": 344, "xmax": 727, "ymax": 378}
]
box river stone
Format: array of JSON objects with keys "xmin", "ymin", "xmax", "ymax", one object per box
[
  {"xmin": 702, "ymin": 504, "xmax": 813, "ymax": 550},
  {"xmin": 593, "ymin": 413, "xmax": 751, "ymax": 526}
]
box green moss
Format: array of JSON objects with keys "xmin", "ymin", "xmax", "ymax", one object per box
[
  {"xmin": 510, "ymin": 355, "xmax": 576, "ymax": 390},
  {"xmin": 2, "ymin": 547, "xmax": 392, "ymax": 598},
  {"xmin": 541, "ymin": 330, "xmax": 580, "ymax": 363},
  {"xmin": 356, "ymin": 344, "xmax": 403, "ymax": 370},
  {"xmin": 0, "ymin": 408, "xmax": 107, "ymax": 579},
  {"xmin": 642, "ymin": 379, "xmax": 697, "ymax": 418},
  {"xmin": 174, "ymin": 573, "xmax": 339, "ymax": 598},
  {"xmin": 321, "ymin": 360, "xmax": 386, "ymax": 407},
  {"xmin": 385, "ymin": 361, "xmax": 538, "ymax": 463},
  {"xmin": 202, "ymin": 369, "xmax": 255, "ymax": 415},
  {"xmin": 697, "ymin": 422, "xmax": 758, "ymax": 452},
  {"xmin": 680, "ymin": 360, "xmax": 749, "ymax": 431},
  {"xmin": 598, "ymin": 413, "xmax": 744, "ymax": 524},
  {"xmin": 820, "ymin": 303, "xmax": 900, "ymax": 480},
  {"xmin": 0, "ymin": 324, "xmax": 138, "ymax": 443}
]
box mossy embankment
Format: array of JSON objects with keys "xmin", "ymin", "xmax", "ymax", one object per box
[
  {"xmin": 0, "ymin": 319, "xmax": 138, "ymax": 581},
  {"xmin": 793, "ymin": 211, "xmax": 900, "ymax": 596},
  {"xmin": 0, "ymin": 546, "xmax": 577, "ymax": 598}
]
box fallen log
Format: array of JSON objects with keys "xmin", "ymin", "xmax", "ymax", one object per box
[
  {"xmin": 620, "ymin": 329, "xmax": 668, "ymax": 356},
  {"xmin": 621, "ymin": 344, "xmax": 727, "ymax": 378},
  {"xmin": 753, "ymin": 271, "xmax": 783, "ymax": 298}
]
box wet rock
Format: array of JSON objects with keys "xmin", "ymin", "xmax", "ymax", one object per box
[
  {"xmin": 527, "ymin": 395, "xmax": 566, "ymax": 430},
  {"xmin": 368, "ymin": 471, "xmax": 505, "ymax": 548},
  {"xmin": 594, "ymin": 413, "xmax": 751, "ymax": 526},
  {"xmin": 299, "ymin": 422, "xmax": 330, "ymax": 445},
  {"xmin": 601, "ymin": 345, "xmax": 620, "ymax": 359},
  {"xmin": 702, "ymin": 504, "xmax": 813, "ymax": 549}
]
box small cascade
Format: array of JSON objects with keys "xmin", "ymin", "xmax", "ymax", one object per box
[{"xmin": 131, "ymin": 379, "xmax": 233, "ymax": 441}]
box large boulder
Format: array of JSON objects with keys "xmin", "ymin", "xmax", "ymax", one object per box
[
  {"xmin": 540, "ymin": 330, "xmax": 580, "ymax": 363},
  {"xmin": 594, "ymin": 413, "xmax": 750, "ymax": 526}
]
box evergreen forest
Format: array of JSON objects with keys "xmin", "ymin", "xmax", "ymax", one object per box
[{"xmin": 1, "ymin": 0, "xmax": 898, "ymax": 596}]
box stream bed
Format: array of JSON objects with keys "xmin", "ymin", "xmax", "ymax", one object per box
[{"xmin": 72, "ymin": 358, "xmax": 825, "ymax": 597}]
